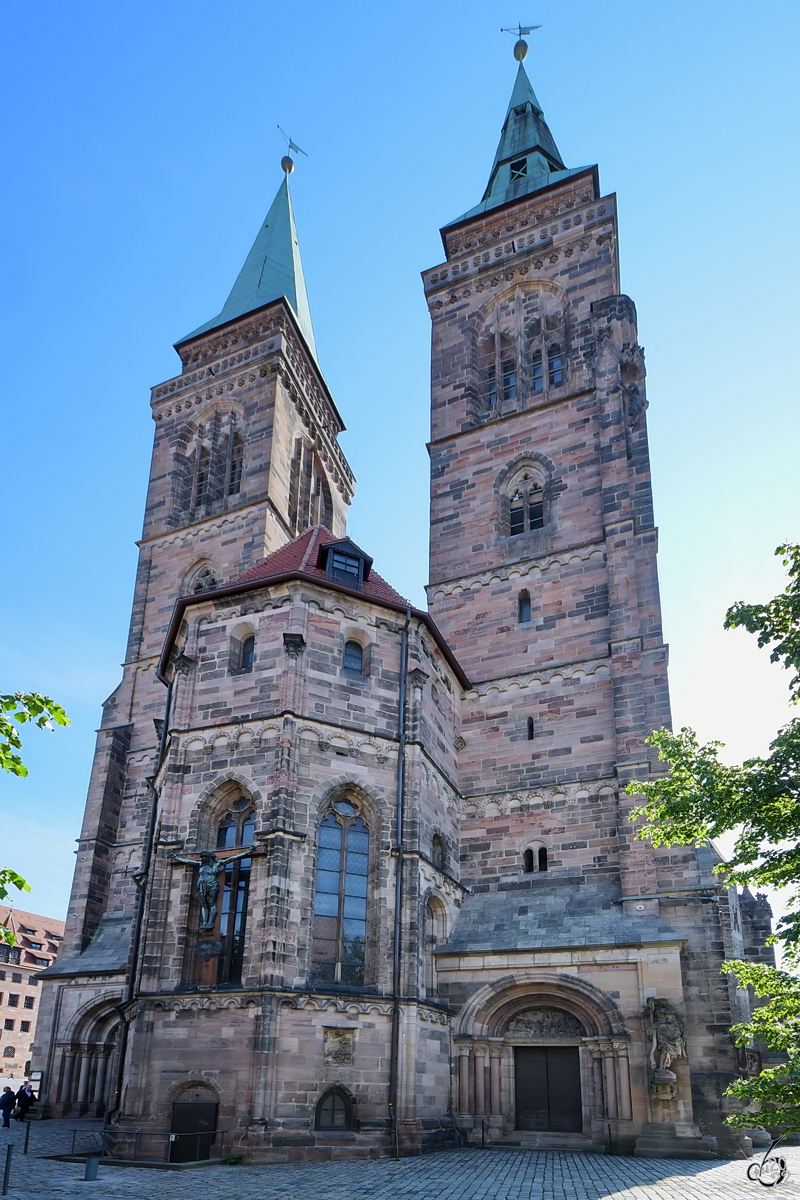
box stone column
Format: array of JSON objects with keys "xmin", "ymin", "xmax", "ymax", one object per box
[
  {"xmin": 489, "ymin": 1048, "xmax": 502, "ymax": 1116},
  {"xmin": 76, "ymin": 1051, "xmax": 93, "ymax": 1105},
  {"xmin": 590, "ymin": 1048, "xmax": 605, "ymax": 1118},
  {"xmin": 473, "ymin": 1043, "xmax": 487, "ymax": 1115},
  {"xmin": 58, "ymin": 1048, "xmax": 76, "ymax": 1105},
  {"xmin": 457, "ymin": 1045, "xmax": 471, "ymax": 1115},
  {"xmin": 92, "ymin": 1049, "xmax": 110, "ymax": 1107},
  {"xmin": 601, "ymin": 1044, "xmax": 618, "ymax": 1119},
  {"xmin": 613, "ymin": 1041, "xmax": 632, "ymax": 1120}
]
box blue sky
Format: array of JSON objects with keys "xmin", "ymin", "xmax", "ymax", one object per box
[{"xmin": 1, "ymin": 0, "xmax": 798, "ymax": 920}]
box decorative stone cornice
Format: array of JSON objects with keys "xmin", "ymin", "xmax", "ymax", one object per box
[
  {"xmin": 427, "ymin": 543, "xmax": 605, "ymax": 601},
  {"xmin": 459, "ymin": 779, "xmax": 618, "ymax": 819},
  {"xmin": 466, "ymin": 657, "xmax": 610, "ymax": 698}
]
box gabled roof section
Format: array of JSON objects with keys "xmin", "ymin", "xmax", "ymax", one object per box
[
  {"xmin": 178, "ymin": 174, "xmax": 317, "ymax": 358},
  {"xmin": 444, "ymin": 61, "xmax": 592, "ymax": 229},
  {"xmin": 157, "ymin": 526, "xmax": 472, "ymax": 689},
  {"xmin": 228, "ymin": 527, "xmax": 400, "ymax": 604}
]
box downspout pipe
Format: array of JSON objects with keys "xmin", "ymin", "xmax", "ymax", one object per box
[
  {"xmin": 106, "ymin": 679, "xmax": 172, "ymax": 1123},
  {"xmin": 388, "ymin": 607, "xmax": 411, "ymax": 1159}
]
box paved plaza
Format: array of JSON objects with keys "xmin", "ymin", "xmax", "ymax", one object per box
[{"xmin": 1, "ymin": 1120, "xmax": 799, "ymax": 1200}]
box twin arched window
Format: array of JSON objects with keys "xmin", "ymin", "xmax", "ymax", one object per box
[
  {"xmin": 523, "ymin": 845, "xmax": 548, "ymax": 874},
  {"xmin": 312, "ymin": 801, "xmax": 370, "ymax": 986}
]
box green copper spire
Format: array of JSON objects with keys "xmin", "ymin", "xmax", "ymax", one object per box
[
  {"xmin": 179, "ymin": 168, "xmax": 317, "ymax": 357},
  {"xmin": 446, "ymin": 51, "xmax": 589, "ymax": 227}
]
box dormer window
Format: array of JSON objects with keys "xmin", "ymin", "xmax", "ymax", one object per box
[
  {"xmin": 330, "ymin": 551, "xmax": 361, "ymax": 584},
  {"xmin": 513, "ymin": 105, "xmax": 527, "ymax": 118},
  {"xmin": 510, "ymin": 157, "xmax": 527, "ymax": 180},
  {"xmin": 318, "ymin": 538, "xmax": 373, "ymax": 592}
]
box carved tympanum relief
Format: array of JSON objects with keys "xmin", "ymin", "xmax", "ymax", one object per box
[{"xmin": 506, "ymin": 1007, "xmax": 584, "ymax": 1039}]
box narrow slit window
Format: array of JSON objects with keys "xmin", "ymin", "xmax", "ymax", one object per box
[
  {"xmin": 526, "ymin": 716, "xmax": 535, "ymax": 741},
  {"xmin": 548, "ymin": 343, "xmax": 564, "ymax": 387},
  {"xmin": 538, "ymin": 846, "xmax": 548, "ymax": 872},
  {"xmin": 509, "ymin": 490, "xmax": 525, "ymax": 537},
  {"xmin": 502, "ymin": 359, "xmax": 517, "ymax": 401},
  {"xmin": 228, "ymin": 433, "xmax": 244, "ymax": 496},
  {"xmin": 531, "ymin": 349, "xmax": 543, "ymax": 393},
  {"xmin": 523, "ymin": 848, "xmax": 534, "ymax": 874},
  {"xmin": 343, "ymin": 640, "xmax": 363, "ymax": 675},
  {"xmin": 518, "ymin": 591, "xmax": 531, "ymax": 623},
  {"xmin": 487, "ymin": 364, "xmax": 497, "ymax": 407}
]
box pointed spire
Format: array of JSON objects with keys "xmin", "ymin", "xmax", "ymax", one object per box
[
  {"xmin": 179, "ymin": 168, "xmax": 317, "ymax": 358},
  {"xmin": 445, "ymin": 53, "xmax": 590, "ymax": 228}
]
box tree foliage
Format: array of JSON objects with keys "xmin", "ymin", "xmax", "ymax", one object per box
[
  {"xmin": 1, "ymin": 691, "xmax": 70, "ymax": 944},
  {"xmin": 627, "ymin": 544, "xmax": 800, "ymax": 1130}
]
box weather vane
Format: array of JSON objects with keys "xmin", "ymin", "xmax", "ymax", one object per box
[
  {"xmin": 277, "ymin": 125, "xmax": 308, "ymax": 175},
  {"xmin": 501, "ymin": 22, "xmax": 541, "ymax": 61}
]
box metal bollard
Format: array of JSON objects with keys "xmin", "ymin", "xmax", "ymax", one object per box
[
  {"xmin": 83, "ymin": 1155, "xmax": 100, "ymax": 1181},
  {"xmin": 2, "ymin": 1145, "xmax": 12, "ymax": 1197},
  {"xmin": 23, "ymin": 1120, "xmax": 31, "ymax": 1155}
]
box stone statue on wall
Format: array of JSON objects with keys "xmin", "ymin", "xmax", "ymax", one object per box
[
  {"xmin": 170, "ymin": 848, "xmax": 252, "ymax": 931},
  {"xmin": 646, "ymin": 998, "xmax": 687, "ymax": 1101}
]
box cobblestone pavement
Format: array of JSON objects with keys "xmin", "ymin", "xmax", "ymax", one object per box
[{"xmin": 2, "ymin": 1120, "xmax": 800, "ymax": 1199}]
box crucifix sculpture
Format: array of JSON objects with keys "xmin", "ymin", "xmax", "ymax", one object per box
[{"xmin": 170, "ymin": 848, "xmax": 252, "ymax": 931}]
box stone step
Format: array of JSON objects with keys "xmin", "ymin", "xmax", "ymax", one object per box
[
  {"xmin": 489, "ymin": 1132, "xmax": 602, "ymax": 1153},
  {"xmin": 634, "ymin": 1137, "xmax": 716, "ymax": 1160}
]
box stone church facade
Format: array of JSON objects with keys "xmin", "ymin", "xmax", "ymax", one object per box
[{"xmin": 34, "ymin": 46, "xmax": 770, "ymax": 1161}]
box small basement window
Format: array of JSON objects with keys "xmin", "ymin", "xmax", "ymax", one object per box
[{"xmin": 510, "ymin": 157, "xmax": 527, "ymax": 180}]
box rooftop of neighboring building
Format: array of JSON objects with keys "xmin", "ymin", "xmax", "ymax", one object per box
[{"xmin": 0, "ymin": 906, "xmax": 64, "ymax": 975}]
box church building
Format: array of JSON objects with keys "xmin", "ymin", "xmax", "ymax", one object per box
[{"xmin": 33, "ymin": 40, "xmax": 770, "ymax": 1161}]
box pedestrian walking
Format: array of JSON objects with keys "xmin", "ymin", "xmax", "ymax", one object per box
[
  {"xmin": 13, "ymin": 1082, "xmax": 35, "ymax": 1122},
  {"xmin": 0, "ymin": 1087, "xmax": 14, "ymax": 1128}
]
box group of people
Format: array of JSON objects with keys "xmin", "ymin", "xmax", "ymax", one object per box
[{"xmin": 0, "ymin": 1082, "xmax": 36, "ymax": 1127}]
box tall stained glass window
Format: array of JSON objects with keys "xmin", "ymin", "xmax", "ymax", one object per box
[
  {"xmin": 215, "ymin": 804, "xmax": 254, "ymax": 985},
  {"xmin": 312, "ymin": 801, "xmax": 370, "ymax": 985}
]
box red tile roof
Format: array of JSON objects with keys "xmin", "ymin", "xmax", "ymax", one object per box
[{"xmin": 228, "ymin": 526, "xmax": 409, "ymax": 606}]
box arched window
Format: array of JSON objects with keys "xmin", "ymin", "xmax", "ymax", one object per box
[
  {"xmin": 316, "ymin": 1087, "xmax": 352, "ymax": 1130},
  {"xmin": 312, "ymin": 800, "xmax": 369, "ymax": 986},
  {"xmin": 240, "ymin": 635, "xmax": 255, "ymax": 671},
  {"xmin": 523, "ymin": 848, "xmax": 534, "ymax": 874},
  {"xmin": 343, "ymin": 640, "xmax": 363, "ymax": 675},
  {"xmin": 479, "ymin": 331, "xmax": 518, "ymax": 409},
  {"xmin": 190, "ymin": 564, "xmax": 219, "ymax": 594},
  {"xmin": 431, "ymin": 835, "xmax": 444, "ymax": 872},
  {"xmin": 518, "ymin": 590, "xmax": 531, "ymax": 623},
  {"xmin": 538, "ymin": 846, "xmax": 548, "ymax": 872},
  {"xmin": 509, "ymin": 478, "xmax": 545, "ymax": 536},
  {"xmin": 424, "ymin": 898, "xmax": 445, "ymax": 997},
  {"xmin": 214, "ymin": 799, "xmax": 255, "ymax": 985},
  {"xmin": 526, "ymin": 716, "xmax": 535, "ymax": 741}
]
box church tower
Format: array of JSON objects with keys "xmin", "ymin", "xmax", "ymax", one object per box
[{"xmin": 423, "ymin": 41, "xmax": 757, "ymax": 1157}]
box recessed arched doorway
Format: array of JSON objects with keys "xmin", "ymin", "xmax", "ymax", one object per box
[{"xmin": 169, "ymin": 1084, "xmax": 218, "ymax": 1163}]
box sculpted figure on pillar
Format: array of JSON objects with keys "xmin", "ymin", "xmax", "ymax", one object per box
[{"xmin": 646, "ymin": 998, "xmax": 687, "ymax": 1101}]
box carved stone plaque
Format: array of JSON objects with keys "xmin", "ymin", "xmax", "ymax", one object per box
[
  {"xmin": 195, "ymin": 939, "xmax": 221, "ymax": 961},
  {"xmin": 506, "ymin": 1007, "xmax": 584, "ymax": 1039},
  {"xmin": 323, "ymin": 1027, "xmax": 354, "ymax": 1065}
]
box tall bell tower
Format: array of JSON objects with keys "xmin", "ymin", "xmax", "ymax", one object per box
[{"xmin": 425, "ymin": 42, "xmax": 669, "ymax": 817}]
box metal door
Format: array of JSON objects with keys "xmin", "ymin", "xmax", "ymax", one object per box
[
  {"xmin": 169, "ymin": 1101, "xmax": 218, "ymax": 1162},
  {"xmin": 514, "ymin": 1046, "xmax": 582, "ymax": 1133}
]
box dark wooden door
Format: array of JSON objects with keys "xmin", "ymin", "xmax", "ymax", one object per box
[
  {"xmin": 514, "ymin": 1046, "xmax": 582, "ymax": 1133},
  {"xmin": 169, "ymin": 1101, "xmax": 218, "ymax": 1162}
]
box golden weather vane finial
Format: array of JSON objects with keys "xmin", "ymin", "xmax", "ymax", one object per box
[{"xmin": 500, "ymin": 22, "xmax": 542, "ymax": 61}]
